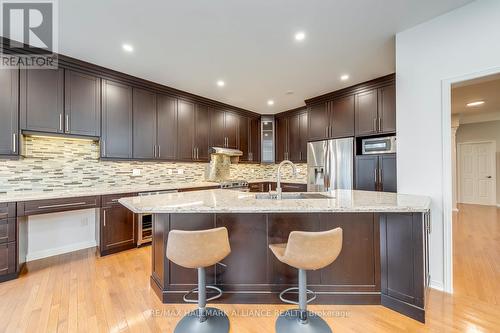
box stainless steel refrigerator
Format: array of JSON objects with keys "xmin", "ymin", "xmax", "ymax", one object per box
[{"xmin": 307, "ymin": 138, "xmax": 354, "ymax": 192}]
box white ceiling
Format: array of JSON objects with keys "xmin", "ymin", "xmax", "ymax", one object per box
[
  {"xmin": 59, "ymin": 0, "xmax": 473, "ymax": 114},
  {"xmin": 452, "ymin": 73, "xmax": 500, "ymax": 116}
]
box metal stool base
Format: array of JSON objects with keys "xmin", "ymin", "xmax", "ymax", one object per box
[
  {"xmin": 276, "ymin": 309, "xmax": 332, "ymax": 333},
  {"xmin": 174, "ymin": 307, "xmax": 229, "ymax": 333}
]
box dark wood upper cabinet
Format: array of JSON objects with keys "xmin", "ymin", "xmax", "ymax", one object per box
[
  {"xmin": 379, "ymin": 85, "xmax": 396, "ymax": 133},
  {"xmin": 299, "ymin": 112, "xmax": 308, "ymax": 161},
  {"xmin": 275, "ymin": 115, "xmax": 288, "ymax": 162},
  {"xmin": 210, "ymin": 108, "xmax": 225, "ymax": 148},
  {"xmin": 380, "ymin": 154, "xmax": 397, "ymax": 193},
  {"xmin": 250, "ymin": 117, "xmax": 261, "ymax": 163},
  {"xmin": 101, "ymin": 80, "xmax": 133, "ymax": 159},
  {"xmin": 0, "ymin": 69, "xmax": 19, "ymax": 156},
  {"xmin": 276, "ymin": 111, "xmax": 307, "ymax": 163},
  {"xmin": 194, "ymin": 104, "xmax": 210, "ymax": 161},
  {"xmin": 330, "ymin": 95, "xmax": 354, "ymax": 138},
  {"xmin": 64, "ymin": 70, "xmax": 101, "ymax": 137},
  {"xmin": 355, "ymin": 90, "xmax": 378, "ymax": 136},
  {"xmin": 355, "ymin": 153, "xmax": 397, "ymax": 192},
  {"xmin": 157, "ymin": 95, "xmax": 177, "ymax": 160},
  {"xmin": 308, "ymin": 102, "xmax": 328, "ymax": 141},
  {"xmin": 224, "ymin": 112, "xmax": 239, "ymax": 149},
  {"xmin": 177, "ymin": 100, "xmax": 196, "ymax": 161},
  {"xmin": 20, "ymin": 68, "xmax": 64, "ymax": 133},
  {"xmin": 238, "ymin": 116, "xmax": 250, "ymax": 161},
  {"xmin": 209, "ymin": 109, "xmax": 239, "ymax": 149},
  {"xmin": 133, "ymin": 88, "xmax": 157, "ymax": 159}
]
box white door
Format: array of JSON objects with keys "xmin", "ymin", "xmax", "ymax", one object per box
[{"xmin": 459, "ymin": 142, "xmax": 496, "ymax": 205}]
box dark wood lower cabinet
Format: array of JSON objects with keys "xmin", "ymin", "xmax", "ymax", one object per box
[
  {"xmin": 152, "ymin": 211, "xmax": 428, "ymax": 322},
  {"xmin": 0, "ymin": 242, "xmax": 16, "ymax": 281},
  {"xmin": 355, "ymin": 154, "xmax": 397, "ymax": 193},
  {"xmin": 99, "ymin": 194, "xmax": 136, "ymax": 256}
]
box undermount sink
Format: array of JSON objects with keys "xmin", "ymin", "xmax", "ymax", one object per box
[{"xmin": 255, "ymin": 193, "xmax": 333, "ymax": 200}]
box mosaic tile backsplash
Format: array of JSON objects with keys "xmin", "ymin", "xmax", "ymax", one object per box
[{"xmin": 0, "ymin": 136, "xmax": 307, "ymax": 192}]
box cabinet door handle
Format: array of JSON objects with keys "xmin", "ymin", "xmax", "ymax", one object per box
[
  {"xmin": 374, "ymin": 169, "xmax": 378, "ymax": 187},
  {"xmin": 378, "ymin": 117, "xmax": 382, "ymax": 132},
  {"xmin": 65, "ymin": 115, "xmax": 70, "ymax": 133},
  {"xmin": 158, "ymin": 145, "xmax": 161, "ymax": 158},
  {"xmin": 154, "ymin": 145, "xmax": 157, "ymax": 158},
  {"xmin": 12, "ymin": 133, "xmax": 16, "ymax": 153},
  {"xmin": 59, "ymin": 114, "xmax": 63, "ymax": 131},
  {"xmin": 102, "ymin": 141, "xmax": 106, "ymax": 156},
  {"xmin": 373, "ymin": 118, "xmax": 377, "ymax": 132},
  {"xmin": 103, "ymin": 210, "xmax": 106, "ymax": 227},
  {"xmin": 38, "ymin": 201, "xmax": 88, "ymax": 209}
]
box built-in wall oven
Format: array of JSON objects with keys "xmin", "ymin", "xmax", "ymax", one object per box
[{"xmin": 137, "ymin": 190, "xmax": 178, "ymax": 246}]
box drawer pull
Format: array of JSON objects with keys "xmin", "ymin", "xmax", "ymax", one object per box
[{"xmin": 38, "ymin": 202, "xmax": 89, "ymax": 209}]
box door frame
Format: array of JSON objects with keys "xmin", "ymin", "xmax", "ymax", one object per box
[
  {"xmin": 457, "ymin": 140, "xmax": 497, "ymax": 205},
  {"xmin": 441, "ymin": 66, "xmax": 500, "ymax": 293}
]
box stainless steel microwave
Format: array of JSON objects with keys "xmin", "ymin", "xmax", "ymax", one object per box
[{"xmin": 361, "ymin": 136, "xmax": 396, "ymax": 155}]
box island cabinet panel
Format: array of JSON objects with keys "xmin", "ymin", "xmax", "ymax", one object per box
[
  {"xmin": 318, "ymin": 213, "xmax": 379, "ymax": 290},
  {"xmin": 168, "ymin": 214, "xmax": 216, "ymax": 286},
  {"xmin": 268, "ymin": 214, "xmax": 321, "ymax": 286},
  {"xmin": 0, "ymin": 69, "xmax": 19, "ymax": 156},
  {"xmin": 380, "ymin": 213, "xmax": 425, "ymax": 322},
  {"xmin": 20, "ymin": 68, "xmax": 64, "ymax": 134},
  {"xmin": 64, "ymin": 70, "xmax": 101, "ymax": 137},
  {"xmin": 216, "ymin": 214, "xmax": 268, "ymax": 287},
  {"xmin": 101, "ymin": 80, "xmax": 133, "ymax": 159}
]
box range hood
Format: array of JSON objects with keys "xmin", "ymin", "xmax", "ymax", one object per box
[{"xmin": 210, "ymin": 147, "xmax": 243, "ymax": 157}]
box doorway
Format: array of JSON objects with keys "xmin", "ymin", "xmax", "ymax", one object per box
[{"xmin": 458, "ymin": 141, "xmax": 496, "ymax": 205}]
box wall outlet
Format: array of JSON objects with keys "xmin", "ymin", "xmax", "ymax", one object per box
[
  {"xmin": 177, "ymin": 169, "xmax": 184, "ymax": 175},
  {"xmin": 132, "ymin": 169, "xmax": 141, "ymax": 176}
]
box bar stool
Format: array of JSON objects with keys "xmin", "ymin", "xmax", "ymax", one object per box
[
  {"xmin": 166, "ymin": 227, "xmax": 231, "ymax": 333},
  {"xmin": 269, "ymin": 228, "xmax": 343, "ymax": 333}
]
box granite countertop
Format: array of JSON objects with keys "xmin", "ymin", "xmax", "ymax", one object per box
[
  {"xmin": 0, "ymin": 182, "xmax": 220, "ymax": 203},
  {"xmin": 119, "ymin": 189, "xmax": 431, "ymax": 214}
]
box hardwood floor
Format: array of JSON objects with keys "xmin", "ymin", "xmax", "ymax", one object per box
[{"xmin": 1, "ymin": 204, "xmax": 499, "ymax": 332}]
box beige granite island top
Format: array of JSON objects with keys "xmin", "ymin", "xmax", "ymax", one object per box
[{"xmin": 119, "ymin": 189, "xmax": 431, "ymax": 214}]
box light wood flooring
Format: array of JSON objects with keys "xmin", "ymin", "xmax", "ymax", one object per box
[{"xmin": 1, "ymin": 203, "xmax": 499, "ymax": 332}]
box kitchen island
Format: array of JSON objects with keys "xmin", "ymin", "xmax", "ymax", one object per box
[{"xmin": 119, "ymin": 189, "xmax": 431, "ymax": 322}]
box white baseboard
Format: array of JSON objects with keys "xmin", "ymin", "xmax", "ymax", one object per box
[
  {"xmin": 429, "ymin": 279, "xmax": 445, "ymax": 292},
  {"xmin": 27, "ymin": 240, "xmax": 97, "ymax": 262}
]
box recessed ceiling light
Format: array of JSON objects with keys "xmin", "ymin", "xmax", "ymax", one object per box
[
  {"xmin": 340, "ymin": 74, "xmax": 350, "ymax": 81},
  {"xmin": 267, "ymin": 100, "xmax": 275, "ymax": 106},
  {"xmin": 466, "ymin": 101, "xmax": 485, "ymax": 107},
  {"xmin": 122, "ymin": 43, "xmax": 134, "ymax": 52},
  {"xmin": 294, "ymin": 31, "xmax": 306, "ymax": 41},
  {"xmin": 216, "ymin": 80, "xmax": 225, "ymax": 87}
]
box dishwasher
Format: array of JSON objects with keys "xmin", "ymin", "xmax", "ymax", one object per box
[{"xmin": 136, "ymin": 190, "xmax": 178, "ymax": 246}]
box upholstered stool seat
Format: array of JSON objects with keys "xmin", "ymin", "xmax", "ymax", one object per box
[
  {"xmin": 270, "ymin": 228, "xmax": 343, "ymax": 333},
  {"xmin": 167, "ymin": 227, "xmax": 231, "ymax": 333}
]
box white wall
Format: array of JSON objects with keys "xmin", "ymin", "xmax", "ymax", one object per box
[
  {"xmin": 27, "ymin": 209, "xmax": 97, "ymax": 261},
  {"xmin": 396, "ymin": 0, "xmax": 500, "ymax": 291},
  {"xmin": 456, "ymin": 120, "xmax": 500, "ymax": 205}
]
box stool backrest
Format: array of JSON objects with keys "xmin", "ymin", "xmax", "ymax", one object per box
[
  {"xmin": 284, "ymin": 227, "xmax": 343, "ymax": 270},
  {"xmin": 166, "ymin": 227, "xmax": 231, "ymax": 269}
]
